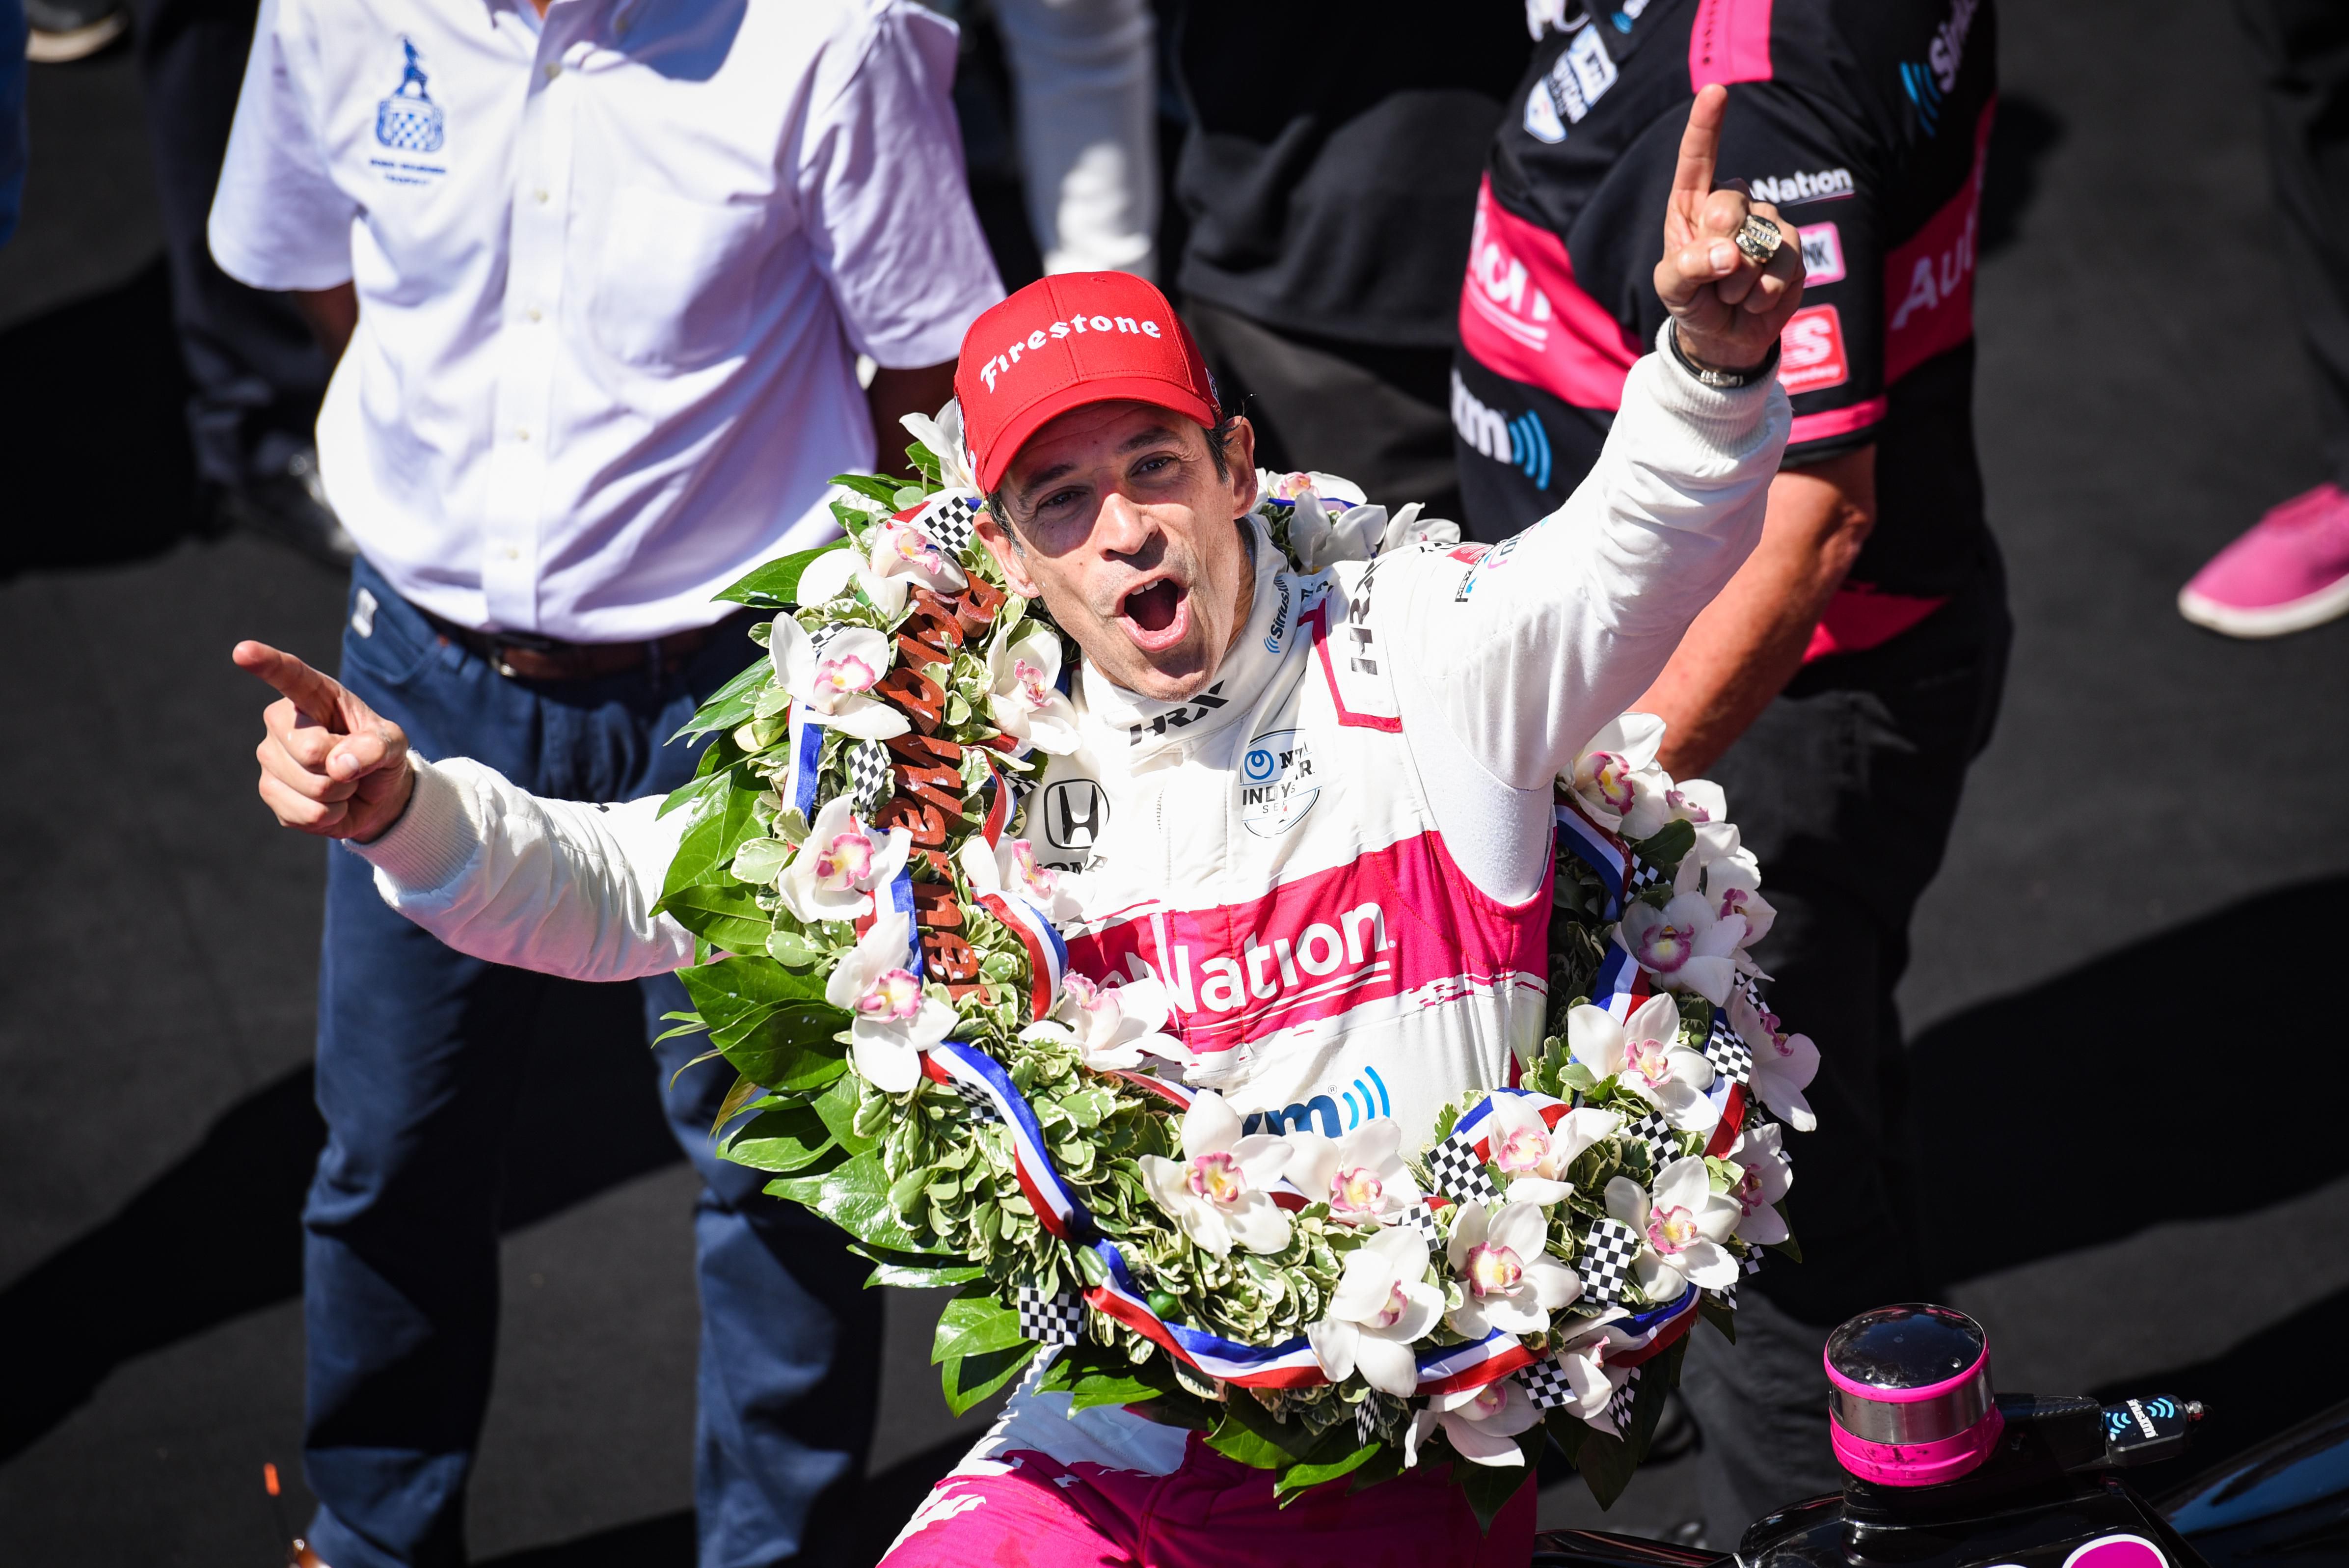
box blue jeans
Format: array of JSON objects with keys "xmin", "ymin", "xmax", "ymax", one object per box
[{"xmin": 304, "ymin": 559, "xmax": 878, "ymax": 1568}]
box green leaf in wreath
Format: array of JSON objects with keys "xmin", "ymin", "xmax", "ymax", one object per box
[
  {"xmin": 714, "ymin": 546, "xmax": 847, "ymax": 609},
  {"xmin": 1066, "ymin": 1371, "xmax": 1161, "ymax": 1414},
  {"xmin": 720, "ymin": 1103, "xmax": 837, "ymax": 1174},
  {"xmin": 658, "ymin": 881, "xmax": 773, "ymax": 954},
  {"xmin": 772, "ymin": 1149, "xmax": 932, "ymax": 1253},
  {"xmin": 809, "ymin": 1071, "xmax": 879, "ymax": 1155},
  {"xmin": 831, "ymin": 471, "xmax": 909, "ymax": 509},
  {"xmin": 940, "ymin": 1342, "xmax": 1037, "ymax": 1417},
  {"xmin": 670, "ymin": 655, "xmax": 774, "ymax": 741},
  {"xmin": 1203, "ymin": 1417, "xmax": 1292, "ymax": 1471},
  {"xmin": 931, "ymin": 1291, "xmax": 1026, "ymax": 1364},
  {"xmin": 1456, "ymin": 1454, "xmax": 1538, "ymax": 1533},
  {"xmin": 1628, "ymin": 817, "xmax": 1696, "ymax": 876},
  {"xmin": 1272, "ymin": 1440, "xmax": 1380, "ymax": 1502}
]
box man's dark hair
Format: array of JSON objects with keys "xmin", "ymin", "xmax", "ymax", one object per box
[{"xmin": 987, "ymin": 406, "xmax": 1241, "ymax": 542}]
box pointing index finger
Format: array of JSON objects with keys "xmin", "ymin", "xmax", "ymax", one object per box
[
  {"xmin": 1671, "ymin": 84, "xmax": 1731, "ymax": 207},
  {"xmin": 233, "ymin": 640, "xmax": 347, "ymax": 730}
]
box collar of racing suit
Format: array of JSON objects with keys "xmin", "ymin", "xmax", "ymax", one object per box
[{"xmin": 1072, "ymin": 513, "xmax": 1308, "ymax": 761}]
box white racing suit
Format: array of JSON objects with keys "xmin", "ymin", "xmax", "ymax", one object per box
[{"xmin": 346, "ymin": 328, "xmax": 1787, "ymax": 1564}]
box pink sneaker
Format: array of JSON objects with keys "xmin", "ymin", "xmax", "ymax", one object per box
[{"xmin": 2178, "ymin": 482, "xmax": 2349, "ymax": 638}]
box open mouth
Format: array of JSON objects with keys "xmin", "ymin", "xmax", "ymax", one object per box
[{"xmin": 1118, "ymin": 579, "xmax": 1190, "ymax": 650}]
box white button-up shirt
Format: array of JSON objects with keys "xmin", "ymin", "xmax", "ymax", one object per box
[{"xmin": 210, "ymin": 0, "xmax": 1002, "ymax": 641}]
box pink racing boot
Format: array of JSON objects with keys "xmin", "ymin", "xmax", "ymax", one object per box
[{"xmin": 2178, "ymin": 482, "xmax": 2349, "ymax": 638}]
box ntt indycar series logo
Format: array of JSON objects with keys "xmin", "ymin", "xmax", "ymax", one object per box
[
  {"xmin": 1746, "ymin": 166, "xmax": 1854, "ymax": 206},
  {"xmin": 1239, "ymin": 730, "xmax": 1320, "ymax": 838}
]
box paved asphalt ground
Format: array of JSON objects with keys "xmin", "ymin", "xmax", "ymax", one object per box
[{"xmin": 5, "ymin": 1, "xmax": 2349, "ymax": 1562}]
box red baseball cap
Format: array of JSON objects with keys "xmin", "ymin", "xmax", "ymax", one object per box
[{"xmin": 954, "ymin": 272, "xmax": 1218, "ymax": 493}]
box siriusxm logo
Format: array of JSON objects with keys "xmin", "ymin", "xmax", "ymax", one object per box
[
  {"xmin": 1242, "ymin": 1067, "xmax": 1395, "ymax": 1138},
  {"xmin": 1747, "ymin": 166, "xmax": 1854, "ymax": 206},
  {"xmin": 1901, "ymin": 0, "xmax": 1978, "ymax": 136},
  {"xmin": 1451, "ymin": 371, "xmax": 1552, "ymax": 490}
]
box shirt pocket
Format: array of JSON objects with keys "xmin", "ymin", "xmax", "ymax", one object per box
[{"xmin": 589, "ymin": 185, "xmax": 767, "ymax": 370}]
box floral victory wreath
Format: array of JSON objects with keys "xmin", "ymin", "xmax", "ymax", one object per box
[{"xmin": 653, "ymin": 410, "xmax": 1821, "ymax": 1524}]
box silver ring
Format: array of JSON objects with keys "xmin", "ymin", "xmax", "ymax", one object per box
[{"xmin": 1731, "ymin": 213, "xmax": 1783, "ymax": 265}]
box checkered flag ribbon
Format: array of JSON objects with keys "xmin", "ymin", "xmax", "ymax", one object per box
[
  {"xmin": 944, "ymin": 1074, "xmax": 1001, "ymax": 1125},
  {"xmin": 1605, "ymin": 1364, "xmax": 1643, "ymax": 1432},
  {"xmin": 1744, "ymin": 1247, "xmax": 1764, "ymax": 1274},
  {"xmin": 1356, "ymin": 1398, "xmax": 1380, "ymax": 1446},
  {"xmin": 1702, "ymin": 1009, "xmax": 1753, "ymax": 1085},
  {"xmin": 1621, "ymin": 1107, "xmax": 1682, "ymax": 1171},
  {"xmin": 1706, "ymin": 1279, "xmax": 1738, "ymax": 1312},
  {"xmin": 910, "ymin": 491, "xmax": 982, "ymax": 558},
  {"xmin": 1625, "ymin": 850, "xmax": 1668, "ymax": 894},
  {"xmin": 1517, "ymin": 1354, "xmax": 1582, "ymax": 1411},
  {"xmin": 846, "ymin": 739, "xmax": 892, "ymax": 821},
  {"xmin": 1014, "ymin": 1283, "xmax": 1085, "ymax": 1347},
  {"xmin": 1578, "ymin": 1216, "xmax": 1642, "ymax": 1306},
  {"xmin": 1388, "ymin": 1200, "xmax": 1444, "ymax": 1246},
  {"xmin": 1423, "ymin": 1130, "xmax": 1502, "ymax": 1207}
]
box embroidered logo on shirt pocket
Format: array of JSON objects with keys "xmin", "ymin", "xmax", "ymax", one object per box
[{"xmin": 591, "ymin": 187, "xmax": 767, "ymax": 370}]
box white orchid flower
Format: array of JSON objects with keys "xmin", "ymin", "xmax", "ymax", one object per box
[
  {"xmin": 1604, "ymin": 1157, "xmax": 1742, "ymax": 1300},
  {"xmin": 1378, "ymin": 501, "xmax": 1462, "ymax": 553},
  {"xmin": 1715, "ymin": 883, "xmax": 1776, "ymax": 950},
  {"xmin": 955, "ymin": 833, "xmax": 1089, "ymax": 923},
  {"xmin": 768, "ymin": 619, "xmax": 909, "ymax": 741},
  {"xmin": 899, "ymin": 399, "xmax": 979, "ymax": 491},
  {"xmin": 1289, "ymin": 495, "xmax": 1388, "ymax": 572},
  {"xmin": 823, "ymin": 912, "xmax": 955, "ymax": 1095},
  {"xmin": 1731, "ymin": 993, "xmax": 1819, "ymax": 1131},
  {"xmin": 863, "ymin": 516, "xmax": 968, "ymax": 615},
  {"xmin": 1670, "ymin": 817, "xmax": 1761, "ymax": 901},
  {"xmin": 1139, "ymin": 1091, "xmax": 1295, "ymax": 1257},
  {"xmin": 769, "ymin": 797, "xmax": 911, "ymax": 923},
  {"xmin": 1405, "ymin": 1377, "xmax": 1542, "ymax": 1468},
  {"xmin": 1305, "ymin": 1227, "xmax": 1444, "ymax": 1396},
  {"xmin": 1567, "ymin": 994, "xmax": 1719, "ymax": 1132},
  {"xmin": 1021, "ymin": 973, "xmax": 1187, "ymax": 1072},
  {"xmin": 1616, "ymin": 893, "xmax": 1748, "ymax": 1006},
  {"xmin": 1569, "ymin": 714, "xmax": 1673, "ymax": 840},
  {"xmin": 794, "ymin": 516, "xmax": 967, "ymax": 621},
  {"xmin": 1664, "ymin": 778, "xmax": 1727, "ymax": 824},
  {"xmin": 787, "ymin": 545, "xmax": 865, "ymax": 611},
  {"xmin": 1541, "ymin": 1327, "xmax": 1635, "ymax": 1434},
  {"xmin": 985, "ymin": 626, "xmax": 1081, "ymax": 755},
  {"xmin": 1444, "ymin": 1200, "xmax": 1582, "ymax": 1339},
  {"xmin": 1719, "ymin": 1121, "xmax": 1793, "ymax": 1246},
  {"xmin": 1482, "ymin": 1095, "xmax": 1622, "ymax": 1207},
  {"xmin": 1285, "ymin": 1120, "xmax": 1424, "ymax": 1226}
]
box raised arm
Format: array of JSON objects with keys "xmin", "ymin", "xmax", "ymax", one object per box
[
  {"xmin": 1396, "ymin": 87, "xmax": 1803, "ymax": 792},
  {"xmin": 233, "ymin": 642, "xmax": 695, "ymax": 981}
]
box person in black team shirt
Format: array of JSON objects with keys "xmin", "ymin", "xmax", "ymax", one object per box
[
  {"xmin": 1453, "ymin": 0, "xmax": 2010, "ymax": 1540},
  {"xmin": 1171, "ymin": 0, "xmax": 1532, "ymax": 520}
]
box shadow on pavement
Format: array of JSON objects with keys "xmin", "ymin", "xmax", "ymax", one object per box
[
  {"xmin": 465, "ymin": 1431, "xmax": 976, "ymax": 1567},
  {"xmin": 0, "ymin": 981, "xmax": 685, "ymax": 1463},
  {"xmin": 1911, "ymin": 874, "xmax": 2349, "ymax": 1285},
  {"xmin": 0, "ymin": 259, "xmax": 205, "ymax": 579},
  {"xmin": 1980, "ymin": 94, "xmax": 2067, "ymax": 259}
]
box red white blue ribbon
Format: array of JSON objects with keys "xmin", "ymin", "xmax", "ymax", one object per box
[
  {"xmin": 1554, "ymin": 796, "xmax": 1650, "ymax": 1022},
  {"xmin": 976, "ymin": 890, "xmax": 1067, "ymax": 1021},
  {"xmin": 920, "ymin": 1039, "xmax": 1097, "ymax": 1242},
  {"xmin": 781, "ymin": 703, "xmax": 824, "ymax": 819}
]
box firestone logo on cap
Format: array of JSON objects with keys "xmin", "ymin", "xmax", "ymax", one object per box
[{"xmin": 955, "ymin": 272, "xmax": 1218, "ymax": 494}]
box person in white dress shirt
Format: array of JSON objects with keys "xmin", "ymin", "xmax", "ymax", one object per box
[{"xmin": 207, "ymin": 3, "xmax": 1003, "ymax": 1564}]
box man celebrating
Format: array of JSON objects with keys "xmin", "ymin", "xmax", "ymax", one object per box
[{"xmin": 237, "ymin": 89, "xmax": 1800, "ymax": 1565}]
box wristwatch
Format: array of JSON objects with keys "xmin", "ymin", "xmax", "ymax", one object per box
[{"xmin": 1668, "ymin": 324, "xmax": 1781, "ymax": 389}]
